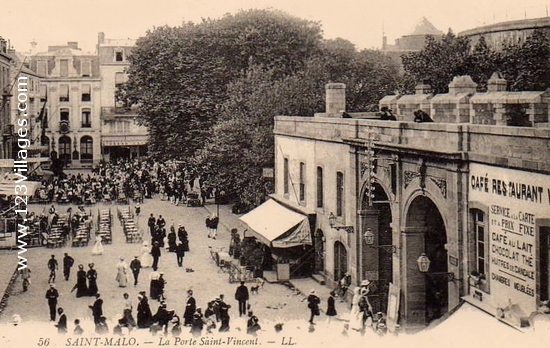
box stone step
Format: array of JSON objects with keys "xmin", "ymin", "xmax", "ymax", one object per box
[{"xmin": 311, "ymin": 273, "xmax": 325, "ymax": 285}]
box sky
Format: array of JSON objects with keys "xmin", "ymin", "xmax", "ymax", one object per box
[{"xmin": 1, "ymin": 0, "xmax": 550, "ymax": 53}]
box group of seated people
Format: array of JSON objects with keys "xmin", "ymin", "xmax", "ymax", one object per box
[{"xmin": 376, "ymin": 107, "xmax": 434, "ymax": 123}]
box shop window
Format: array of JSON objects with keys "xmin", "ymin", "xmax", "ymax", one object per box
[
  {"xmin": 316, "ymin": 166, "xmax": 323, "ymax": 208},
  {"xmin": 283, "ymin": 158, "xmax": 289, "ymax": 195},
  {"xmin": 471, "ymin": 209, "xmax": 489, "ymax": 292},
  {"xmin": 299, "ymin": 162, "xmax": 305, "ymax": 202},
  {"xmin": 336, "ymin": 171, "xmax": 344, "ymax": 217}
]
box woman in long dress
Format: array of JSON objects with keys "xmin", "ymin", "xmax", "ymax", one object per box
[
  {"xmin": 116, "ymin": 257, "xmax": 128, "ymax": 287},
  {"xmin": 87, "ymin": 263, "xmax": 98, "ymax": 296},
  {"xmin": 349, "ymin": 287, "xmax": 363, "ymax": 331},
  {"xmin": 92, "ymin": 235, "xmax": 104, "ymax": 255},
  {"xmin": 140, "ymin": 241, "xmax": 153, "ymax": 268},
  {"xmin": 137, "ymin": 293, "xmax": 153, "ymax": 328},
  {"xmin": 71, "ymin": 264, "xmax": 88, "ymax": 297}
]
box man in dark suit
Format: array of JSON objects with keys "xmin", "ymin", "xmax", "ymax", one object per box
[
  {"xmin": 89, "ymin": 293, "xmax": 104, "ymax": 325},
  {"xmin": 151, "ymin": 242, "xmax": 161, "ymax": 271},
  {"xmin": 175, "ymin": 242, "xmax": 185, "ymax": 267},
  {"xmin": 63, "ymin": 253, "xmax": 74, "ymax": 281},
  {"xmin": 45, "ymin": 283, "xmax": 59, "ymax": 321},
  {"xmin": 148, "ymin": 214, "xmax": 156, "ymax": 234},
  {"xmin": 234, "ymin": 281, "xmax": 249, "ymax": 317},
  {"xmin": 55, "ymin": 307, "xmax": 67, "ymax": 333},
  {"xmin": 130, "ymin": 256, "xmax": 142, "ymax": 286}
]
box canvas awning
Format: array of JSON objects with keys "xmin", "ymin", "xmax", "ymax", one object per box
[{"xmin": 239, "ymin": 199, "xmax": 312, "ymax": 248}]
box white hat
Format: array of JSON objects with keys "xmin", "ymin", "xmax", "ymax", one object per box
[{"xmin": 360, "ymin": 279, "xmax": 371, "ymax": 286}]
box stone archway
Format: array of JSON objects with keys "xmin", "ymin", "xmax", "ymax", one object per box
[
  {"xmin": 360, "ymin": 182, "xmax": 393, "ymax": 313},
  {"xmin": 402, "ymin": 194, "xmax": 448, "ymax": 327},
  {"xmin": 334, "ymin": 241, "xmax": 348, "ymax": 281},
  {"xmin": 314, "ymin": 229, "xmax": 325, "ymax": 274}
]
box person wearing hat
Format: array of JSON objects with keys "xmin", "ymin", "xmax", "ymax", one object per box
[
  {"xmin": 183, "ymin": 290, "xmax": 196, "ymax": 326},
  {"xmin": 116, "ymin": 257, "xmax": 129, "ymax": 287},
  {"xmin": 151, "ymin": 241, "xmax": 162, "ymax": 271},
  {"xmin": 71, "ymin": 264, "xmax": 88, "ymax": 297},
  {"xmin": 134, "ymin": 204, "xmax": 140, "ymax": 217},
  {"xmin": 175, "ymin": 241, "xmax": 186, "ymax": 267},
  {"xmin": 89, "ymin": 293, "xmax": 104, "ymax": 325},
  {"xmin": 306, "ymin": 289, "xmax": 321, "ymax": 324},
  {"xmin": 87, "ymin": 263, "xmax": 99, "ymax": 296},
  {"xmin": 218, "ymin": 294, "xmax": 231, "ymax": 332},
  {"xmin": 130, "ymin": 256, "xmax": 142, "ymax": 286},
  {"xmin": 45, "ymin": 283, "xmax": 59, "ymax": 321},
  {"xmin": 137, "ymin": 292, "xmax": 153, "ymax": 328},
  {"xmin": 234, "ymin": 281, "xmax": 250, "ymax": 317},
  {"xmin": 62, "ymin": 253, "xmax": 75, "ymax": 281},
  {"xmin": 326, "ymin": 291, "xmax": 337, "ymax": 321},
  {"xmin": 47, "ymin": 254, "xmax": 58, "ymax": 283},
  {"xmin": 246, "ymin": 311, "xmax": 261, "ymax": 336},
  {"xmin": 122, "ymin": 292, "xmax": 136, "ymax": 327},
  {"xmin": 55, "ymin": 307, "xmax": 68, "ymax": 334}
]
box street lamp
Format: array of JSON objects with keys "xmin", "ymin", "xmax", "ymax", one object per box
[
  {"xmin": 328, "ymin": 212, "xmax": 354, "ymax": 233},
  {"xmin": 416, "ymin": 253, "xmax": 457, "ymax": 282},
  {"xmin": 363, "ymin": 228, "xmax": 396, "ymax": 253}
]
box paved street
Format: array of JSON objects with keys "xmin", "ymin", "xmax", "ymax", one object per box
[{"xmin": 0, "ymin": 195, "xmax": 351, "ymax": 338}]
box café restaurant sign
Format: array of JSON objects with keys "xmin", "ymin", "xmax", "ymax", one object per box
[{"xmin": 469, "ymin": 163, "xmax": 550, "ymax": 312}]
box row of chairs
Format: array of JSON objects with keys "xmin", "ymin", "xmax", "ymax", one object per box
[
  {"xmin": 97, "ymin": 209, "xmax": 112, "ymax": 244},
  {"xmin": 118, "ymin": 206, "xmax": 143, "ymax": 243}
]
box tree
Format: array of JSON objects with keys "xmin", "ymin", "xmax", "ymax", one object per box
[
  {"xmin": 500, "ymin": 28, "xmax": 550, "ymax": 91},
  {"xmin": 401, "ymin": 30, "xmax": 471, "ymax": 94},
  {"xmin": 121, "ymin": 10, "xmax": 323, "ymax": 161},
  {"xmin": 467, "ymin": 36, "xmax": 499, "ymax": 92}
]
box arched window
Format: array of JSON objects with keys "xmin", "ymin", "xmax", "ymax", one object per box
[
  {"xmin": 80, "ymin": 136, "xmax": 93, "ymax": 163},
  {"xmin": 58, "ymin": 136, "xmax": 71, "ymax": 164}
]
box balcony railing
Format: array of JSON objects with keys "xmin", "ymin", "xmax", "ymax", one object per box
[{"xmin": 101, "ymin": 106, "xmax": 138, "ymax": 118}]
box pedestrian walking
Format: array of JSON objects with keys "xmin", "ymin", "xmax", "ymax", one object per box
[
  {"xmin": 87, "ymin": 263, "xmax": 98, "ymax": 296},
  {"xmin": 20, "ymin": 266, "xmax": 31, "ymax": 292},
  {"xmin": 71, "ymin": 264, "xmax": 88, "ymax": 297},
  {"xmin": 55, "ymin": 307, "xmax": 67, "ymax": 334},
  {"xmin": 92, "ymin": 235, "xmax": 104, "ymax": 256},
  {"xmin": 130, "ymin": 255, "xmax": 142, "ymax": 286},
  {"xmin": 62, "ymin": 253, "xmax": 74, "ymax": 281},
  {"xmin": 326, "ymin": 291, "xmax": 337, "ymax": 321},
  {"xmin": 116, "ymin": 257, "xmax": 129, "ymax": 287},
  {"xmin": 45, "ymin": 283, "xmax": 59, "ymax": 321},
  {"xmin": 175, "ymin": 242, "xmax": 185, "ymax": 267},
  {"xmin": 122, "ymin": 293, "xmax": 136, "ymax": 327},
  {"xmin": 234, "ymin": 281, "xmax": 249, "ymax": 317},
  {"xmin": 183, "ymin": 290, "xmax": 196, "ymax": 326},
  {"xmin": 148, "ymin": 214, "xmax": 156, "ymax": 235},
  {"xmin": 89, "ymin": 293, "xmax": 103, "ymax": 325},
  {"xmin": 151, "ymin": 241, "xmax": 161, "ymax": 271},
  {"xmin": 307, "ymin": 289, "xmax": 320, "ymax": 324},
  {"xmin": 191, "ymin": 308, "xmax": 204, "ymax": 337},
  {"xmin": 218, "ymin": 295, "xmax": 231, "ymax": 332},
  {"xmin": 137, "ymin": 292, "xmax": 153, "ymax": 328},
  {"xmin": 135, "ymin": 204, "xmax": 140, "ymax": 217},
  {"xmin": 47, "ymin": 255, "xmax": 58, "ymax": 283},
  {"xmin": 204, "ymin": 301, "xmax": 217, "ymax": 333},
  {"xmin": 246, "ymin": 311, "xmax": 261, "ymax": 336},
  {"xmin": 167, "ymin": 227, "xmax": 177, "ymax": 252},
  {"xmin": 140, "ymin": 242, "xmax": 153, "ymax": 268}
]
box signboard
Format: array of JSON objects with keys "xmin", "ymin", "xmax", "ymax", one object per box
[
  {"xmin": 469, "ymin": 163, "xmax": 550, "ymax": 313},
  {"xmin": 262, "ymin": 167, "xmax": 274, "ymax": 179}
]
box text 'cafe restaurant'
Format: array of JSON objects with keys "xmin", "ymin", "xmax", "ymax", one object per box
[{"xmin": 464, "ymin": 163, "xmax": 550, "ymax": 329}]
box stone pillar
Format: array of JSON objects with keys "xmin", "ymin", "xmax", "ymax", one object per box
[
  {"xmin": 448, "ymin": 76, "xmax": 477, "ymax": 96},
  {"xmin": 325, "ymin": 83, "xmax": 346, "ymax": 117},
  {"xmin": 487, "ymin": 72, "xmax": 507, "ymax": 92}
]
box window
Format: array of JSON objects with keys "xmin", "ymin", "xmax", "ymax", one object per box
[
  {"xmin": 59, "ymin": 84, "xmax": 69, "ymax": 102},
  {"xmin": 316, "ymin": 167, "xmax": 323, "ymax": 208},
  {"xmin": 115, "ymin": 50, "xmax": 124, "ymax": 62},
  {"xmin": 37, "ymin": 61, "xmax": 47, "ymax": 76},
  {"xmin": 80, "ymin": 136, "xmax": 93, "ymax": 163},
  {"xmin": 81, "ymin": 84, "xmax": 91, "ymax": 102},
  {"xmin": 58, "ymin": 136, "xmax": 71, "ymax": 164},
  {"xmin": 336, "ymin": 171, "xmax": 344, "ymax": 217},
  {"xmin": 60, "ymin": 59, "xmax": 69, "ymax": 77},
  {"xmin": 60, "ymin": 108, "xmax": 69, "ymax": 121},
  {"xmin": 299, "ymin": 162, "xmax": 305, "ymax": 202},
  {"xmin": 81, "ymin": 60, "xmax": 91, "ymax": 77},
  {"xmin": 473, "ymin": 210, "xmax": 487, "ymax": 275},
  {"xmin": 81, "ymin": 109, "xmax": 91, "ymax": 128},
  {"xmin": 283, "ymin": 158, "xmax": 289, "ymax": 195},
  {"xmin": 109, "ymin": 121, "xmax": 130, "ymax": 133}
]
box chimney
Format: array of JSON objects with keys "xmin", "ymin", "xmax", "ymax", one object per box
[
  {"xmin": 67, "ymin": 42, "xmax": 78, "ymax": 50},
  {"xmin": 325, "ymin": 83, "xmax": 346, "ymax": 117},
  {"xmin": 448, "ymin": 75, "xmax": 477, "ymax": 95},
  {"xmin": 415, "ymin": 82, "xmax": 432, "ymax": 95},
  {"xmin": 0, "ymin": 37, "xmax": 6, "ymax": 54},
  {"xmin": 98, "ymin": 32, "xmax": 105, "ymax": 45},
  {"xmin": 487, "ymin": 72, "xmax": 507, "ymax": 92}
]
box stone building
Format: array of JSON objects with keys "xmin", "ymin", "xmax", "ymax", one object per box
[
  {"xmin": 270, "ymin": 81, "xmax": 550, "ymax": 332},
  {"xmin": 29, "ymin": 42, "xmax": 101, "ymax": 167},
  {"xmin": 97, "ymin": 32, "xmax": 147, "ymax": 161},
  {"xmin": 0, "ymin": 37, "xmax": 13, "ymax": 159}
]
